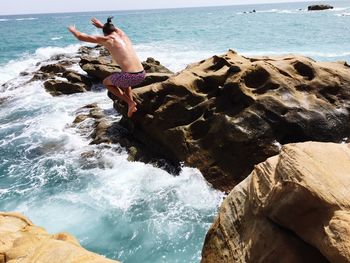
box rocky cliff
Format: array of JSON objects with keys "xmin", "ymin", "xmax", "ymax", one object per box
[
  {"xmin": 114, "ymin": 50, "xmax": 350, "ymax": 192},
  {"xmin": 201, "ymin": 142, "xmax": 350, "ymax": 263},
  {"xmin": 0, "ymin": 212, "xmax": 119, "ymax": 263}
]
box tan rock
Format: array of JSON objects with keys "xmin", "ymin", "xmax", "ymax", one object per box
[
  {"xmin": 114, "ymin": 50, "xmax": 350, "ymax": 191},
  {"xmin": 201, "ymin": 142, "xmax": 350, "ymax": 262},
  {"xmin": 0, "ymin": 212, "xmax": 119, "ymax": 263}
]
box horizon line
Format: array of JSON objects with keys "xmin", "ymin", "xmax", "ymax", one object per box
[{"xmin": 0, "ymin": 0, "xmax": 330, "ymax": 16}]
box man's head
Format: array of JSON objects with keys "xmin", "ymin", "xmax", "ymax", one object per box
[{"xmin": 103, "ymin": 16, "xmax": 116, "ymax": 36}]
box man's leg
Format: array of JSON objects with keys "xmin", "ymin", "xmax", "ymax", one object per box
[
  {"xmin": 103, "ymin": 78, "xmax": 137, "ymax": 117},
  {"xmin": 126, "ymin": 87, "xmax": 136, "ymax": 105},
  {"xmin": 125, "ymin": 86, "xmax": 137, "ymax": 116}
]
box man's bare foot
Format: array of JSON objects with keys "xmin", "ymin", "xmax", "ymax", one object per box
[{"xmin": 127, "ymin": 102, "xmax": 137, "ymax": 117}]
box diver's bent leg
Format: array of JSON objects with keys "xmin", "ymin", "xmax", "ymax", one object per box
[{"xmin": 103, "ymin": 78, "xmax": 137, "ymax": 117}]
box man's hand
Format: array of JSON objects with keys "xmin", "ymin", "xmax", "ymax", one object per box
[
  {"xmin": 68, "ymin": 25, "xmax": 78, "ymax": 35},
  {"xmin": 68, "ymin": 25, "xmax": 83, "ymax": 40},
  {"xmin": 91, "ymin": 18, "xmax": 104, "ymax": 29}
]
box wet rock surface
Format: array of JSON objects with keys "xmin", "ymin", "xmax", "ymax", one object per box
[
  {"xmin": 29, "ymin": 49, "xmax": 94, "ymax": 96},
  {"xmin": 201, "ymin": 142, "xmax": 350, "ymax": 263},
  {"xmin": 113, "ymin": 50, "xmax": 350, "ymax": 192},
  {"xmin": 72, "ymin": 103, "xmax": 181, "ymax": 174}
]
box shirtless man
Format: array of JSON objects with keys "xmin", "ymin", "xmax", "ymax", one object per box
[{"xmin": 68, "ymin": 17, "xmax": 145, "ymax": 117}]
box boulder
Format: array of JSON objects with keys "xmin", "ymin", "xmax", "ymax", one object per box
[
  {"xmin": 44, "ymin": 79, "xmax": 89, "ymax": 96},
  {"xmin": 0, "ymin": 96, "xmax": 10, "ymax": 106},
  {"xmin": 142, "ymin": 57, "xmax": 173, "ymax": 74},
  {"xmin": 39, "ymin": 63, "xmax": 67, "ymax": 74},
  {"xmin": 308, "ymin": 4, "xmax": 334, "ymax": 11},
  {"xmin": 201, "ymin": 142, "xmax": 350, "ymax": 263},
  {"xmin": 30, "ymin": 58, "xmax": 93, "ymax": 95},
  {"xmin": 25, "ymin": 50, "xmax": 94, "ymax": 95},
  {"xmin": 0, "ymin": 212, "xmax": 119, "ymax": 263},
  {"xmin": 63, "ymin": 71, "xmax": 92, "ymax": 87},
  {"xmin": 30, "ymin": 72, "xmax": 51, "ymax": 81},
  {"xmin": 113, "ymin": 50, "xmax": 350, "ymax": 191}
]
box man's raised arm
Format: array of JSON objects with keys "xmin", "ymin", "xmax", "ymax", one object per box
[
  {"xmin": 68, "ymin": 25, "xmax": 106, "ymax": 44},
  {"xmin": 91, "ymin": 18, "xmax": 104, "ymax": 29}
]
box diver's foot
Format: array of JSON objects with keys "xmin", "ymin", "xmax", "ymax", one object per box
[{"xmin": 127, "ymin": 102, "xmax": 137, "ymax": 117}]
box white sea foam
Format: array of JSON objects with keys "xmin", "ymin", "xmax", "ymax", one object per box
[
  {"xmin": 0, "ymin": 19, "xmax": 9, "ymax": 22},
  {"xmin": 0, "ymin": 44, "xmax": 82, "ymax": 85},
  {"xmin": 134, "ymin": 42, "xmax": 216, "ymax": 72},
  {"xmin": 257, "ymin": 8, "xmax": 279, "ymax": 13},
  {"xmin": 259, "ymin": 8, "xmax": 304, "ymax": 14},
  {"xmin": 15, "ymin": 17, "xmax": 38, "ymax": 21},
  {"xmin": 331, "ymin": 7, "xmax": 350, "ymax": 12},
  {"xmin": 51, "ymin": 37, "xmax": 63, "ymax": 41},
  {"xmin": 336, "ymin": 12, "xmax": 350, "ymax": 17},
  {"xmin": 237, "ymin": 8, "xmax": 305, "ymax": 15}
]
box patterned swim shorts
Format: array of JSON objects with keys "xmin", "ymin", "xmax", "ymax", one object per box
[{"xmin": 109, "ymin": 70, "xmax": 146, "ymax": 88}]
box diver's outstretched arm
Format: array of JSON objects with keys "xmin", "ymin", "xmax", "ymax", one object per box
[
  {"xmin": 68, "ymin": 25, "xmax": 106, "ymax": 44},
  {"xmin": 91, "ymin": 18, "xmax": 104, "ymax": 29}
]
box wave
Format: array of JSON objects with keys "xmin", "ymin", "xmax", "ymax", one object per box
[
  {"xmin": 134, "ymin": 42, "xmax": 216, "ymax": 72},
  {"xmin": 336, "ymin": 13, "xmax": 350, "ymax": 17},
  {"xmin": 331, "ymin": 7, "xmax": 350, "ymax": 12},
  {"xmin": 15, "ymin": 17, "xmax": 38, "ymax": 21},
  {"xmin": 51, "ymin": 37, "xmax": 63, "ymax": 41},
  {"xmin": 0, "ymin": 44, "xmax": 82, "ymax": 85},
  {"xmin": 237, "ymin": 8, "xmax": 305, "ymax": 15},
  {"xmin": 0, "ymin": 17, "xmax": 38, "ymax": 22}
]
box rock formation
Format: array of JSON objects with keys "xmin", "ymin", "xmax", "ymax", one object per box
[
  {"xmin": 308, "ymin": 5, "xmax": 334, "ymax": 11},
  {"xmin": 201, "ymin": 142, "xmax": 350, "ymax": 263},
  {"xmin": 113, "ymin": 50, "xmax": 350, "ymax": 191},
  {"xmin": 72, "ymin": 103, "xmax": 181, "ymax": 173},
  {"xmin": 0, "ymin": 212, "xmax": 119, "ymax": 263},
  {"xmin": 29, "ymin": 50, "xmax": 93, "ymax": 96}
]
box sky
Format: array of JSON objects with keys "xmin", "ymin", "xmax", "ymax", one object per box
[{"xmin": 0, "ymin": 0, "xmax": 329, "ymax": 15}]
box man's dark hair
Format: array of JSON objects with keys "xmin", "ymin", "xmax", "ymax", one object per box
[{"xmin": 103, "ymin": 16, "xmax": 116, "ymax": 35}]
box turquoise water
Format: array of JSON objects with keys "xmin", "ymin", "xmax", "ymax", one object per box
[{"xmin": 0, "ymin": 1, "xmax": 349, "ymax": 262}]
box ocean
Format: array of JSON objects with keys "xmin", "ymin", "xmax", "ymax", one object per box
[{"xmin": 0, "ymin": 1, "xmax": 349, "ymax": 262}]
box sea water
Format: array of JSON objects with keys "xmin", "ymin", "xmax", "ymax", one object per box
[{"xmin": 0, "ymin": 1, "xmax": 349, "ymax": 262}]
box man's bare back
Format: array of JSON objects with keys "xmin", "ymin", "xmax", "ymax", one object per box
[
  {"xmin": 103, "ymin": 30, "xmax": 143, "ymax": 73},
  {"xmin": 68, "ymin": 17, "xmax": 145, "ymax": 117}
]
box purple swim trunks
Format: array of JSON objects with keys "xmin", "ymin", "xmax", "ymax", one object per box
[{"xmin": 109, "ymin": 70, "xmax": 146, "ymax": 88}]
